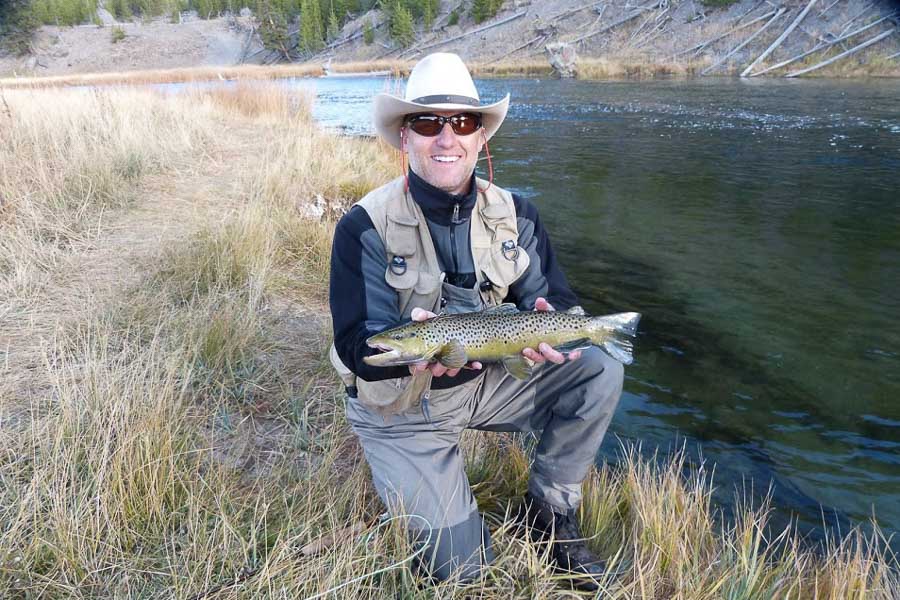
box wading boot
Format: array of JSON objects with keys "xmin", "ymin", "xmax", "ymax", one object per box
[{"xmin": 516, "ymin": 493, "xmax": 609, "ymax": 592}]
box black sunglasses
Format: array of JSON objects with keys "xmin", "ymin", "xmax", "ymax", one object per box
[{"xmin": 405, "ymin": 113, "xmax": 483, "ymax": 137}]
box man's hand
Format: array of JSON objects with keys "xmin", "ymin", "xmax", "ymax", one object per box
[
  {"xmin": 522, "ymin": 297, "xmax": 582, "ymax": 365},
  {"xmin": 408, "ymin": 307, "xmax": 483, "ymax": 377}
]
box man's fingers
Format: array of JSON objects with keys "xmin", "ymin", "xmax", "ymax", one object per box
[
  {"xmin": 534, "ymin": 297, "xmax": 556, "ymax": 312},
  {"xmin": 431, "ymin": 363, "xmax": 448, "ymax": 377},
  {"xmin": 522, "ymin": 347, "xmax": 546, "ymax": 364},
  {"xmin": 568, "ymin": 349, "xmax": 582, "ymax": 361},
  {"xmin": 538, "ymin": 342, "xmax": 566, "ymax": 364},
  {"xmin": 411, "ymin": 307, "xmax": 437, "ymax": 322},
  {"xmin": 446, "ymin": 367, "xmax": 461, "ymax": 377}
]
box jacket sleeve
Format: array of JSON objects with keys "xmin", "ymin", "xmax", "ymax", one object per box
[
  {"xmin": 505, "ymin": 194, "xmax": 580, "ymax": 311},
  {"xmin": 329, "ymin": 206, "xmax": 410, "ymax": 382}
]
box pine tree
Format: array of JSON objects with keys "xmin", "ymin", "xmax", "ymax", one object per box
[
  {"xmin": 472, "ymin": 0, "xmax": 502, "ymax": 24},
  {"xmin": 390, "ymin": 0, "xmax": 413, "ymax": 47},
  {"xmin": 300, "ymin": 0, "xmax": 324, "ymax": 52},
  {"xmin": 422, "ymin": 0, "xmax": 435, "ymax": 30},
  {"xmin": 327, "ymin": 4, "xmax": 339, "ymax": 41},
  {"xmin": 363, "ymin": 18, "xmax": 374, "ymax": 44}
]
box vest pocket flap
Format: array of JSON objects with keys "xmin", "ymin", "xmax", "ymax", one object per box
[
  {"xmin": 385, "ymin": 265, "xmax": 418, "ymax": 290},
  {"xmin": 480, "ymin": 243, "xmax": 531, "ymax": 288},
  {"xmin": 385, "ymin": 214, "xmax": 418, "ymax": 257}
]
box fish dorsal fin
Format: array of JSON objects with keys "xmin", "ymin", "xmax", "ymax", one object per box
[
  {"xmin": 502, "ymin": 355, "xmax": 534, "ymax": 380},
  {"xmin": 482, "ymin": 303, "xmax": 519, "ymax": 315},
  {"xmin": 438, "ymin": 339, "xmax": 467, "ymax": 369},
  {"xmin": 566, "ymin": 305, "xmax": 587, "ymax": 316},
  {"xmin": 553, "ymin": 337, "xmax": 591, "ymax": 354}
]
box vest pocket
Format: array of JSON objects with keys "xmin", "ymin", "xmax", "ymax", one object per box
[
  {"xmin": 385, "ymin": 266, "xmax": 418, "ymax": 290},
  {"xmin": 385, "ymin": 213, "xmax": 419, "ymax": 257},
  {"xmin": 480, "ymin": 238, "xmax": 531, "ymax": 290}
]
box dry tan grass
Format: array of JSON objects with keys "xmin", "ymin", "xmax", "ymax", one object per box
[{"xmin": 1, "ymin": 84, "xmax": 898, "ymax": 599}]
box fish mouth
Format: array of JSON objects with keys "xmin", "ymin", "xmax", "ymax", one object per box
[{"xmin": 363, "ymin": 342, "xmax": 413, "ymax": 367}]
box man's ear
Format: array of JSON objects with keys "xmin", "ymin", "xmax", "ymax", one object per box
[{"xmin": 400, "ymin": 126, "xmax": 408, "ymax": 152}]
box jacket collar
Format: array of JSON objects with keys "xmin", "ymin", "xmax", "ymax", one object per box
[{"xmin": 408, "ymin": 169, "xmax": 477, "ymax": 226}]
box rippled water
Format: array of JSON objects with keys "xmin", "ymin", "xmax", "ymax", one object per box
[
  {"xmin": 479, "ymin": 78, "xmax": 900, "ymax": 549},
  {"xmin": 164, "ymin": 75, "xmax": 900, "ymax": 549}
]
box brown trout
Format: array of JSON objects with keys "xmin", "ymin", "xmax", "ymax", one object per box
[{"xmin": 364, "ymin": 304, "xmax": 640, "ymax": 380}]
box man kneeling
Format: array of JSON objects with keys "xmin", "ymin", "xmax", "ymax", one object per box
[{"xmin": 329, "ymin": 53, "xmax": 625, "ymax": 590}]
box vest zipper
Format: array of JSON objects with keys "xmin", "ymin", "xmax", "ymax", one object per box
[
  {"xmin": 421, "ymin": 390, "xmax": 432, "ymax": 424},
  {"xmin": 450, "ymin": 203, "xmax": 461, "ymax": 275}
]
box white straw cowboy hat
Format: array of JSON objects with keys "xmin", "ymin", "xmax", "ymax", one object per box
[{"xmin": 374, "ymin": 52, "xmax": 510, "ymax": 150}]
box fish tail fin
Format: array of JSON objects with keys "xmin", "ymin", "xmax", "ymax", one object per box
[{"xmin": 589, "ymin": 312, "xmax": 641, "ymax": 365}]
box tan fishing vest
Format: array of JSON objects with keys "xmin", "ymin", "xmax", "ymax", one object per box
[{"xmin": 330, "ymin": 175, "xmax": 531, "ymax": 415}]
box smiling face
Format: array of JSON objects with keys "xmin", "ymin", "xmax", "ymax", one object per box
[{"xmin": 403, "ymin": 111, "xmax": 485, "ymax": 196}]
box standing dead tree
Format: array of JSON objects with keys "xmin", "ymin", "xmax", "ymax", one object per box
[
  {"xmin": 785, "ymin": 28, "xmax": 895, "ymax": 76},
  {"xmin": 701, "ymin": 7, "xmax": 789, "ymax": 75},
  {"xmin": 741, "ymin": 0, "xmax": 820, "ymax": 76}
]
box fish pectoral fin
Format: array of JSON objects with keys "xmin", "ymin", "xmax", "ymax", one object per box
[
  {"xmin": 481, "ymin": 303, "xmax": 520, "ymax": 315},
  {"xmin": 553, "ymin": 337, "xmax": 592, "ymax": 354},
  {"xmin": 438, "ymin": 339, "xmax": 468, "ymax": 369},
  {"xmin": 502, "ymin": 355, "xmax": 534, "ymax": 380}
]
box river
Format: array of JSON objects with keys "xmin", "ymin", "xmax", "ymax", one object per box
[{"xmin": 170, "ymin": 74, "xmax": 900, "ymax": 550}]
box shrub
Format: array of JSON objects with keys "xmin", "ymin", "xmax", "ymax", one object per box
[
  {"xmin": 111, "ymin": 26, "xmax": 127, "ymax": 43},
  {"xmin": 363, "ymin": 18, "xmax": 374, "ymax": 44},
  {"xmin": 472, "ymin": 0, "xmax": 503, "ymax": 24},
  {"xmin": 448, "ymin": 7, "xmax": 459, "ymax": 26}
]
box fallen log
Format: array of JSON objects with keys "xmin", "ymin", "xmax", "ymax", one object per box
[
  {"xmin": 786, "ymin": 28, "xmax": 894, "ymax": 76},
  {"xmin": 749, "ymin": 14, "xmax": 894, "ymax": 75},
  {"xmin": 741, "ymin": 0, "xmax": 820, "ymax": 76},
  {"xmin": 412, "ymin": 9, "xmax": 528, "ymax": 53},
  {"xmin": 701, "ymin": 7, "xmax": 788, "ymax": 75},
  {"xmin": 495, "ymin": 33, "xmax": 547, "ymax": 61},
  {"xmin": 840, "ymin": 2, "xmax": 875, "ymax": 35},
  {"xmin": 567, "ymin": 1, "xmax": 661, "ymax": 45},
  {"xmin": 548, "ymin": 1, "xmax": 604, "ymax": 24},
  {"xmin": 818, "ymin": 0, "xmax": 840, "ymax": 18},
  {"xmin": 671, "ymin": 9, "xmax": 779, "ymax": 58},
  {"xmin": 888, "ymin": 50, "xmax": 900, "ymax": 59}
]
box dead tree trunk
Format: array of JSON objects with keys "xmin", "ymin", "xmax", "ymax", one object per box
[
  {"xmin": 701, "ymin": 7, "xmax": 788, "ymax": 75},
  {"xmin": 741, "ymin": 0, "xmax": 820, "ymax": 76},
  {"xmin": 785, "ymin": 28, "xmax": 895, "ymax": 76},
  {"xmin": 750, "ymin": 15, "xmax": 894, "ymax": 76}
]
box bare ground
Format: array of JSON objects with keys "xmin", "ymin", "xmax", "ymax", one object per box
[{"xmin": 0, "ymin": 15, "xmax": 261, "ymax": 77}]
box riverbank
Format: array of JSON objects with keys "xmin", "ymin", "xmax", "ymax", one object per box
[
  {"xmin": 1, "ymin": 0, "xmax": 898, "ymax": 83},
  {"xmin": 1, "ymin": 85, "xmax": 897, "ymax": 597}
]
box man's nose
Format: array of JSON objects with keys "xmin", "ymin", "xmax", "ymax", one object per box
[{"xmin": 435, "ymin": 122, "xmax": 456, "ymax": 147}]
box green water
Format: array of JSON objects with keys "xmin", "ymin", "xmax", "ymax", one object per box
[{"xmin": 478, "ymin": 78, "xmax": 900, "ymax": 547}]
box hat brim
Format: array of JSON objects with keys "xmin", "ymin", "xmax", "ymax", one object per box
[{"xmin": 374, "ymin": 93, "xmax": 510, "ymax": 150}]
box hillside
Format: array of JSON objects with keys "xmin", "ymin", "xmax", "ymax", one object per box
[{"xmin": 1, "ymin": 0, "xmax": 899, "ymax": 79}]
